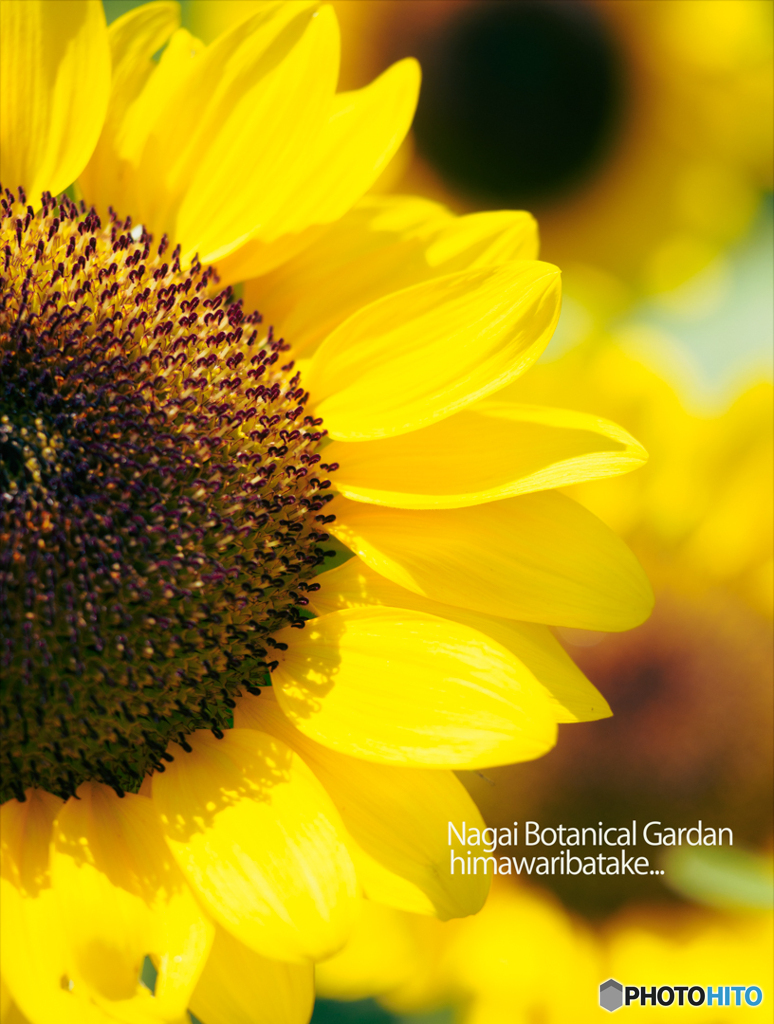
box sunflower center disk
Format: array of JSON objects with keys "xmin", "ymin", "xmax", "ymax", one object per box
[{"xmin": 0, "ymin": 186, "xmax": 335, "ymax": 802}]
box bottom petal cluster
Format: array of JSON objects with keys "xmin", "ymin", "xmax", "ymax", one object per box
[{"xmin": 0, "ymin": 677, "xmax": 494, "ymax": 1024}]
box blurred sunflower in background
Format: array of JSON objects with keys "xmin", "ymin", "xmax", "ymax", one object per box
[
  {"xmin": 325, "ymin": 0, "xmax": 773, "ymax": 298},
  {"xmin": 0, "ymin": 2, "xmax": 654, "ymax": 1023}
]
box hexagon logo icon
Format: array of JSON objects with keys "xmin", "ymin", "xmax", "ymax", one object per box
[{"xmin": 600, "ymin": 979, "xmax": 624, "ymax": 1012}]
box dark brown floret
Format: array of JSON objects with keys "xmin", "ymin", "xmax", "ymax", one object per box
[{"xmin": 0, "ymin": 187, "xmax": 334, "ymax": 801}]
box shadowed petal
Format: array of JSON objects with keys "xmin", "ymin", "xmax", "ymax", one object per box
[
  {"xmin": 151, "ymin": 728, "xmax": 358, "ymax": 964},
  {"xmin": 50, "ymin": 784, "xmax": 213, "ymax": 1021},
  {"xmin": 331, "ymin": 491, "xmax": 654, "ymax": 630},
  {"xmin": 271, "ymin": 607, "xmax": 557, "ymax": 769},
  {"xmin": 189, "ymin": 922, "xmax": 313, "ymax": 1024},
  {"xmin": 307, "ymin": 261, "xmax": 561, "ymax": 441},
  {"xmin": 313, "ymin": 558, "xmax": 611, "ymax": 724},
  {"xmin": 237, "ymin": 691, "xmax": 491, "ymax": 918}
]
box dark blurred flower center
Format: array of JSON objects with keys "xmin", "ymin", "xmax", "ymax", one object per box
[{"xmin": 412, "ymin": 0, "xmax": 623, "ymax": 206}]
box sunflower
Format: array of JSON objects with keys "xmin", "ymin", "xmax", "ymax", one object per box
[
  {"xmin": 0, "ymin": 3, "xmax": 652, "ymax": 1023},
  {"xmin": 322, "ymin": 0, "xmax": 773, "ymax": 297}
]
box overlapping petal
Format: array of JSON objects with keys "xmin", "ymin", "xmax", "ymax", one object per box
[
  {"xmin": 307, "ymin": 260, "xmax": 561, "ymax": 441},
  {"xmin": 244, "ymin": 196, "xmax": 539, "ymax": 356},
  {"xmin": 49, "ymin": 784, "xmax": 212, "ymax": 1022},
  {"xmin": 217, "ymin": 58, "xmax": 421, "ymax": 281},
  {"xmin": 151, "ymin": 728, "xmax": 358, "ymax": 964},
  {"xmin": 236, "ymin": 692, "xmax": 490, "ymax": 918},
  {"xmin": 189, "ymin": 922, "xmax": 313, "ymax": 1024},
  {"xmin": 313, "ymin": 559, "xmax": 611, "ymax": 724},
  {"xmin": 328, "ymin": 402, "xmax": 647, "ymax": 509},
  {"xmin": 1, "ymin": 976, "xmax": 11, "ymax": 1019},
  {"xmin": 77, "ymin": 1, "xmax": 180, "ymax": 220},
  {"xmin": 0, "ymin": 792, "xmax": 115, "ymax": 1024},
  {"xmin": 169, "ymin": 5, "xmax": 340, "ymax": 265},
  {"xmin": 81, "ymin": 1, "xmax": 328, "ymax": 260},
  {"xmin": 314, "ymin": 900, "xmax": 422, "ymax": 1002},
  {"xmin": 0, "ymin": 0, "xmax": 110, "ymax": 203},
  {"xmin": 331, "ymin": 491, "xmax": 654, "ymax": 630},
  {"xmin": 270, "ymin": 607, "xmax": 557, "ymax": 768},
  {"xmin": 78, "ymin": 1, "xmax": 419, "ymax": 277}
]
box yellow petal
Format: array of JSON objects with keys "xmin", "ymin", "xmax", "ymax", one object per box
[
  {"xmin": 1, "ymin": 976, "xmax": 11, "ymax": 1020},
  {"xmin": 110, "ymin": 2, "xmax": 321, "ymax": 254},
  {"xmin": 140, "ymin": 3, "xmax": 339, "ymax": 264},
  {"xmin": 2, "ymin": 1001, "xmax": 33, "ymax": 1024},
  {"xmin": 328, "ymin": 403, "xmax": 647, "ymax": 509},
  {"xmin": 271, "ymin": 607, "xmax": 557, "ymax": 769},
  {"xmin": 217, "ymin": 58, "xmax": 421, "ymax": 281},
  {"xmin": 266, "ymin": 57, "xmax": 419, "ymax": 236},
  {"xmin": 151, "ymin": 728, "xmax": 358, "ymax": 964},
  {"xmin": 78, "ymin": 0, "xmax": 180, "ymax": 221},
  {"xmin": 244, "ymin": 196, "xmax": 538, "ymax": 357},
  {"xmin": 189, "ymin": 922, "xmax": 313, "ymax": 1024},
  {"xmin": 243, "ymin": 195, "xmax": 450, "ymax": 354},
  {"xmin": 49, "ymin": 784, "xmax": 213, "ymax": 1023},
  {"xmin": 236, "ymin": 691, "xmax": 490, "ymax": 918},
  {"xmin": 444, "ymin": 881, "xmax": 598, "ymax": 1016},
  {"xmin": 313, "ymin": 558, "xmax": 611, "ymax": 724},
  {"xmin": 0, "ymin": 0, "xmax": 111, "ymax": 203},
  {"xmin": 187, "ymin": 1, "xmax": 271, "ymax": 44},
  {"xmin": 0, "ymin": 792, "xmax": 116, "ymax": 1024},
  {"xmin": 315, "ymin": 900, "xmax": 422, "ymax": 1001},
  {"xmin": 331, "ymin": 491, "xmax": 653, "ymax": 631},
  {"xmin": 478, "ymin": 619, "xmax": 612, "ymax": 724},
  {"xmin": 307, "ymin": 261, "xmax": 561, "ymax": 441},
  {"xmin": 425, "ymin": 209, "xmax": 539, "ymax": 269},
  {"xmin": 214, "ymin": 221, "xmax": 331, "ymax": 287},
  {"xmin": 112, "ymin": 24, "xmax": 204, "ymax": 188}
]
